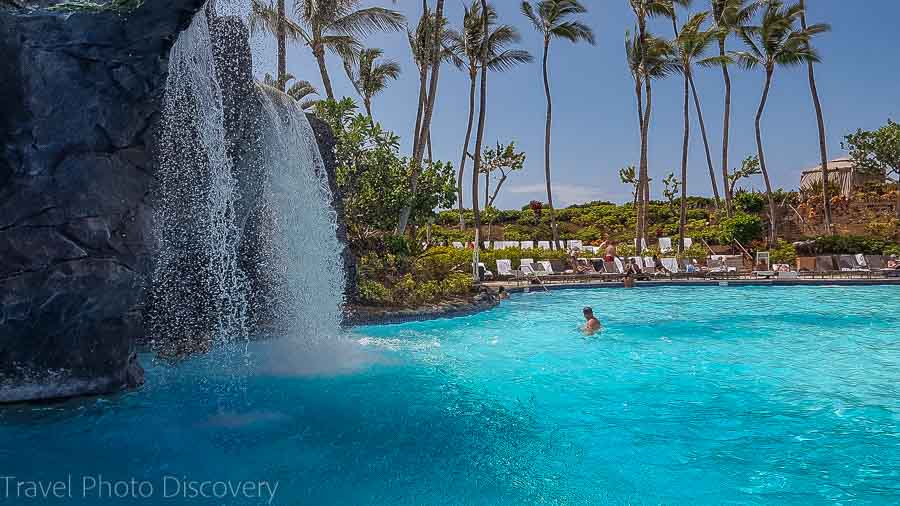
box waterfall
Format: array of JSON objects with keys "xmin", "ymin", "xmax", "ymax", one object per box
[
  {"xmin": 149, "ymin": 3, "xmax": 344, "ymax": 353},
  {"xmin": 256, "ymin": 85, "xmax": 346, "ymax": 336}
]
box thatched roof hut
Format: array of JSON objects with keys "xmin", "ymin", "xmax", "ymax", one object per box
[{"xmin": 799, "ymin": 157, "xmax": 884, "ymax": 196}]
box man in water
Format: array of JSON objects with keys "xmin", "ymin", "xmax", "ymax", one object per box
[{"xmin": 582, "ymin": 306, "xmax": 602, "ymax": 334}]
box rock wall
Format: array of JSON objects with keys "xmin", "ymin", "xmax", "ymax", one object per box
[{"xmin": 0, "ymin": 0, "xmax": 206, "ymax": 402}]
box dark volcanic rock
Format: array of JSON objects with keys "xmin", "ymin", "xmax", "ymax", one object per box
[
  {"xmin": 307, "ymin": 113, "xmax": 358, "ymax": 301},
  {"xmin": 0, "ymin": 0, "xmax": 206, "ymax": 402}
]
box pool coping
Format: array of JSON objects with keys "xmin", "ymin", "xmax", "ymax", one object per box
[
  {"xmin": 502, "ymin": 277, "xmax": 900, "ymax": 293},
  {"xmin": 347, "ymin": 278, "xmax": 900, "ymax": 326}
]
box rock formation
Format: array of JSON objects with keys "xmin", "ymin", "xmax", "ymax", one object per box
[{"xmin": 0, "ymin": 1, "xmax": 351, "ymax": 402}]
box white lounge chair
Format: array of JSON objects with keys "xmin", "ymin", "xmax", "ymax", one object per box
[
  {"xmin": 614, "ymin": 257, "xmax": 625, "ymax": 274},
  {"xmin": 520, "ymin": 241, "xmax": 534, "ymax": 250},
  {"xmin": 634, "ymin": 238, "xmax": 648, "ymax": 251},
  {"xmin": 659, "ymin": 237, "xmax": 673, "ymax": 253},
  {"xmin": 452, "ymin": 241, "xmax": 464, "ymax": 249},
  {"xmin": 496, "ymin": 259, "xmax": 514, "ymax": 279},
  {"xmin": 566, "ymin": 240, "xmax": 583, "ymax": 251},
  {"xmin": 683, "ymin": 237, "xmax": 693, "ymax": 250},
  {"xmin": 537, "ymin": 241, "xmax": 551, "ymax": 250},
  {"xmin": 539, "ymin": 260, "xmax": 554, "ymax": 274},
  {"xmin": 661, "ymin": 257, "xmax": 679, "ymax": 273},
  {"xmin": 520, "ymin": 258, "xmax": 535, "ymax": 270}
]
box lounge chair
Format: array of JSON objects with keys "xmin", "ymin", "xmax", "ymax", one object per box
[
  {"xmin": 614, "ymin": 257, "xmax": 625, "ymax": 274},
  {"xmin": 838, "ymin": 254, "xmax": 868, "ymax": 272},
  {"xmin": 478, "ymin": 262, "xmax": 493, "ymax": 280},
  {"xmin": 495, "ymin": 259, "xmax": 515, "ymax": 280},
  {"xmin": 629, "ymin": 257, "xmax": 645, "ymax": 271},
  {"xmin": 537, "ymin": 241, "xmax": 551, "ymax": 250},
  {"xmin": 659, "ymin": 237, "xmax": 673, "ymax": 253},
  {"xmin": 865, "ymin": 255, "xmax": 885, "ymax": 269},
  {"xmin": 566, "ymin": 240, "xmax": 583, "ymax": 251},
  {"xmin": 520, "ymin": 241, "xmax": 534, "ymax": 250},
  {"xmin": 661, "ymin": 257, "xmax": 679, "ymax": 274},
  {"xmin": 520, "ymin": 258, "xmax": 535, "ymax": 270},
  {"xmin": 483, "ymin": 241, "xmax": 492, "ymax": 250},
  {"xmin": 778, "ymin": 270, "xmax": 799, "ymax": 279},
  {"xmin": 549, "ymin": 258, "xmax": 573, "ymax": 275},
  {"xmin": 815, "ymin": 255, "xmax": 837, "ymax": 273},
  {"xmin": 683, "ymin": 237, "xmax": 693, "ymax": 250},
  {"xmin": 452, "ymin": 241, "xmax": 464, "ymax": 249}
]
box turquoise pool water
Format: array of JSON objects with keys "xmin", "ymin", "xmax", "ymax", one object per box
[{"xmin": 2, "ymin": 285, "xmax": 899, "ymax": 504}]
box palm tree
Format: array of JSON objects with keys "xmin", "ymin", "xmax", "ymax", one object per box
[
  {"xmin": 628, "ymin": 0, "xmax": 674, "ymax": 253},
  {"xmin": 667, "ymin": 0, "xmax": 722, "ymax": 209},
  {"xmin": 672, "ymin": 12, "xmax": 723, "ymax": 253},
  {"xmin": 798, "ymin": 0, "xmax": 833, "ymax": 235},
  {"xmin": 521, "ymin": 0, "xmax": 595, "ymax": 250},
  {"xmin": 447, "ymin": 1, "xmax": 532, "ymax": 230},
  {"xmin": 732, "ymin": 0, "xmax": 827, "ymax": 244},
  {"xmin": 343, "ymin": 47, "xmax": 401, "ymax": 119},
  {"xmin": 263, "ymin": 73, "xmax": 321, "ymax": 110},
  {"xmin": 711, "ymin": 0, "xmax": 762, "ymax": 215},
  {"xmin": 287, "ymin": 79, "xmax": 321, "ymax": 110},
  {"xmin": 250, "ymin": 0, "xmax": 304, "ymax": 91},
  {"xmin": 397, "ymin": 1, "xmax": 449, "ymax": 235}
]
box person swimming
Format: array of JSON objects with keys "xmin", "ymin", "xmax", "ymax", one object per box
[{"xmin": 582, "ymin": 306, "xmax": 602, "ymax": 334}]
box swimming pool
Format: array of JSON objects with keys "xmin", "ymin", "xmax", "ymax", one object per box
[{"xmin": 2, "ymin": 285, "xmax": 898, "ymax": 504}]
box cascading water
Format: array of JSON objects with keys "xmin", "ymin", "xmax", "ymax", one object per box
[
  {"xmin": 256, "ymin": 85, "xmax": 346, "ymax": 336},
  {"xmin": 149, "ymin": 2, "xmax": 345, "ymax": 354}
]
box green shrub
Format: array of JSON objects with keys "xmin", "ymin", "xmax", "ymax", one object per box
[
  {"xmin": 718, "ymin": 213, "xmax": 764, "ymax": 244},
  {"xmin": 733, "ymin": 192, "xmax": 767, "ymax": 214},
  {"xmin": 358, "ymin": 280, "xmax": 392, "ymax": 305},
  {"xmin": 769, "ymin": 239, "xmax": 797, "ymax": 265},
  {"xmin": 441, "ymin": 273, "xmax": 473, "ymax": 296},
  {"xmin": 810, "ymin": 235, "xmax": 895, "ymax": 255}
]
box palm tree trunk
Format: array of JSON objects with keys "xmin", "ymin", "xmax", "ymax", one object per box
[
  {"xmin": 484, "ymin": 169, "xmax": 490, "ymax": 209},
  {"xmin": 755, "ymin": 69, "xmax": 777, "ymax": 245},
  {"xmin": 314, "ymin": 44, "xmax": 335, "ymax": 100},
  {"xmin": 399, "ymin": 0, "xmax": 445, "ymax": 235},
  {"xmin": 799, "ymin": 0, "xmax": 833, "ymax": 235},
  {"xmin": 679, "ymin": 72, "xmax": 690, "ymax": 254},
  {"xmin": 689, "ymin": 75, "xmax": 721, "ymax": 207},
  {"xmin": 471, "ymin": 0, "xmax": 489, "ymax": 256},
  {"xmin": 457, "ymin": 73, "xmax": 477, "ymax": 230},
  {"xmin": 719, "ymin": 39, "xmax": 733, "ymax": 216},
  {"xmin": 634, "ymin": 79, "xmax": 644, "ymax": 255},
  {"xmin": 640, "ymin": 78, "xmax": 653, "ymax": 245},
  {"xmin": 364, "ymin": 98, "xmax": 372, "ymax": 119},
  {"xmin": 540, "ymin": 38, "xmax": 559, "ymax": 250},
  {"xmin": 276, "ymin": 0, "xmax": 286, "ymax": 91},
  {"xmin": 412, "ymin": 70, "xmax": 428, "ymax": 161}
]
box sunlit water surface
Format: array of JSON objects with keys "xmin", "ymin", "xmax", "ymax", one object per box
[{"xmin": 2, "ymin": 286, "xmax": 899, "ymax": 504}]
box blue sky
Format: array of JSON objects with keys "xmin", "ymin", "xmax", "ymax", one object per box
[{"xmin": 251, "ymin": 0, "xmax": 899, "ymax": 209}]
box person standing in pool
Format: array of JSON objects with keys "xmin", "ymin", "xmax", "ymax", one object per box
[{"xmin": 582, "ymin": 307, "xmax": 602, "ymax": 334}]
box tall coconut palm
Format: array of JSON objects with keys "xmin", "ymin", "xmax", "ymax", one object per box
[
  {"xmin": 343, "ymin": 47, "xmax": 401, "ymax": 119},
  {"xmin": 628, "ymin": 0, "xmax": 675, "ymax": 253},
  {"xmin": 397, "ymin": 1, "xmax": 450, "ymax": 235},
  {"xmin": 732, "ymin": 0, "xmax": 827, "ymax": 244},
  {"xmin": 667, "ymin": 0, "xmax": 722, "ymax": 209},
  {"xmin": 407, "ymin": 8, "xmax": 449, "ymax": 162},
  {"xmin": 798, "ymin": 0, "xmax": 833, "ymax": 235},
  {"xmin": 447, "ymin": 1, "xmax": 533, "ymax": 229},
  {"xmin": 672, "ymin": 12, "xmax": 723, "ymax": 253},
  {"xmin": 711, "ymin": 0, "xmax": 762, "ymax": 215},
  {"xmin": 521, "ymin": 0, "xmax": 595, "ymax": 250}
]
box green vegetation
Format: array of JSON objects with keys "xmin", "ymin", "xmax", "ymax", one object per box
[{"xmin": 317, "ymin": 98, "xmax": 455, "ymax": 243}]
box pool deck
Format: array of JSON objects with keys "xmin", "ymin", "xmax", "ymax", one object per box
[{"xmin": 485, "ymin": 275, "xmax": 900, "ymax": 293}]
